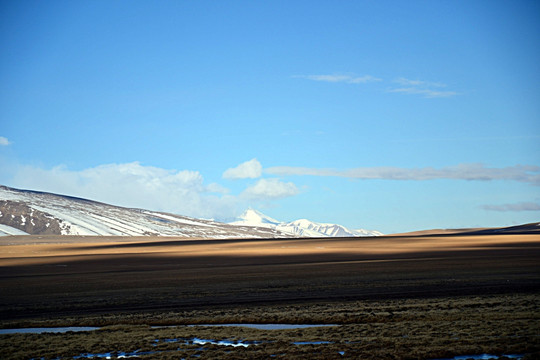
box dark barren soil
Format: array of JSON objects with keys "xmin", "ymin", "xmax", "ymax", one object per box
[{"xmin": 1, "ymin": 233, "xmax": 539, "ymax": 359}]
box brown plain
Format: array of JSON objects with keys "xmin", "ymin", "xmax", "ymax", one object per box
[{"xmin": 1, "ymin": 233, "xmax": 539, "ymax": 359}]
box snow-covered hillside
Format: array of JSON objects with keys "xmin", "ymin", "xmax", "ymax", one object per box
[
  {"xmin": 0, "ymin": 186, "xmax": 383, "ymax": 238},
  {"xmin": 230, "ymin": 209, "xmax": 383, "ymax": 237},
  {"xmin": 0, "ymin": 185, "xmax": 287, "ymax": 238}
]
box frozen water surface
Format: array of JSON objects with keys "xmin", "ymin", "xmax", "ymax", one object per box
[
  {"xmin": 73, "ymin": 350, "xmax": 157, "ymax": 359},
  {"xmin": 190, "ymin": 323, "xmax": 339, "ymax": 330},
  {"xmin": 153, "ymin": 337, "xmax": 259, "ymax": 348},
  {"xmin": 0, "ymin": 327, "xmax": 99, "ymax": 334},
  {"xmin": 434, "ymin": 355, "xmax": 524, "ymax": 360},
  {"xmin": 192, "ymin": 337, "xmax": 251, "ymax": 347}
]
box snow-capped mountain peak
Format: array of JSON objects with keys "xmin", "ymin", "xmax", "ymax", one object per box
[
  {"xmin": 233, "ymin": 208, "xmax": 281, "ymax": 227},
  {"xmin": 230, "ymin": 210, "xmax": 383, "ymax": 238}
]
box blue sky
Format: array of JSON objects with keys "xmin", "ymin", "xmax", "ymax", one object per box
[{"xmin": 1, "ymin": 0, "xmax": 539, "ymax": 233}]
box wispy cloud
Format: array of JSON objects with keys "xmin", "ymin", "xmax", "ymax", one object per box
[
  {"xmin": 395, "ymin": 77, "xmax": 446, "ymax": 88},
  {"xmin": 389, "ymin": 77, "xmax": 459, "ymax": 98},
  {"xmin": 0, "ymin": 136, "xmax": 11, "ymax": 146},
  {"xmin": 223, "ymin": 158, "xmax": 262, "ymax": 179},
  {"xmin": 294, "ymin": 74, "xmax": 382, "ymax": 84},
  {"xmin": 294, "ymin": 74, "xmax": 458, "ymax": 98},
  {"xmin": 388, "ymin": 87, "xmax": 458, "ymax": 98},
  {"xmin": 265, "ymin": 164, "xmax": 540, "ymax": 185},
  {"xmin": 481, "ymin": 202, "xmax": 540, "ymax": 212}
]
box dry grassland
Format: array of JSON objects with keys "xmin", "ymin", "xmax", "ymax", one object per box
[{"xmin": 1, "ymin": 233, "xmax": 539, "ymax": 359}]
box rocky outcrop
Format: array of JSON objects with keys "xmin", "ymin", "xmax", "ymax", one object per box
[{"xmin": 0, "ymin": 200, "xmax": 63, "ymax": 235}]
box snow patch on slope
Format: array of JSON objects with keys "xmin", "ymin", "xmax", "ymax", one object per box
[{"xmin": 0, "ymin": 223, "xmax": 29, "ymax": 236}]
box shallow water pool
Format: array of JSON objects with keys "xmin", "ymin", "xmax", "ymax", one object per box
[
  {"xmin": 434, "ymin": 354, "xmax": 523, "ymax": 360},
  {"xmin": 0, "ymin": 327, "xmax": 99, "ymax": 334},
  {"xmin": 189, "ymin": 323, "xmax": 339, "ymax": 330}
]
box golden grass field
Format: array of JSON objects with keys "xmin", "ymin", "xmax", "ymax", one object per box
[{"xmin": 1, "ymin": 233, "xmax": 539, "ymax": 359}]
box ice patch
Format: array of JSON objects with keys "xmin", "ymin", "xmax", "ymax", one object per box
[
  {"xmin": 192, "ymin": 337, "xmax": 250, "ymax": 347},
  {"xmin": 74, "ymin": 350, "xmax": 155, "ymax": 359},
  {"xmin": 153, "ymin": 337, "xmax": 258, "ymax": 348}
]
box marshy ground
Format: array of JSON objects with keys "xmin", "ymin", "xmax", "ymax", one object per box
[{"xmin": 1, "ymin": 233, "xmax": 539, "ymax": 359}]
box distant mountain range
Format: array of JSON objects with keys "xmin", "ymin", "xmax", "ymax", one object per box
[
  {"xmin": 0, "ymin": 185, "xmax": 284, "ymax": 238},
  {"xmin": 229, "ymin": 209, "xmax": 383, "ymax": 237},
  {"xmin": 0, "ymin": 185, "xmax": 383, "ymax": 238}
]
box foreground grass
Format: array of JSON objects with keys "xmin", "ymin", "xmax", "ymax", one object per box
[{"xmin": 2, "ymin": 293, "xmax": 539, "ymax": 359}]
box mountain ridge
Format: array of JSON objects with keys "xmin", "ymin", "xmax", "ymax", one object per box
[
  {"xmin": 230, "ymin": 208, "xmax": 383, "ymax": 237},
  {"xmin": 0, "ymin": 185, "xmax": 286, "ymax": 238},
  {"xmin": 0, "ymin": 185, "xmax": 383, "ymax": 238}
]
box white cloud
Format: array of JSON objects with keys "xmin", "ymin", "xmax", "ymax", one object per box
[
  {"xmin": 294, "ymin": 74, "xmax": 382, "ymax": 84},
  {"xmin": 395, "ymin": 77, "xmax": 446, "ymax": 88},
  {"xmin": 4, "ymin": 161, "xmax": 305, "ymax": 221},
  {"xmin": 8, "ymin": 162, "xmax": 238, "ymax": 220},
  {"xmin": 481, "ymin": 202, "xmax": 540, "ymax": 212},
  {"xmin": 241, "ymin": 178, "xmax": 299, "ymax": 200},
  {"xmin": 265, "ymin": 163, "xmax": 540, "ymax": 185},
  {"xmin": 388, "ymin": 87, "xmax": 458, "ymax": 98},
  {"xmin": 295, "ymin": 74, "xmax": 458, "ymax": 98},
  {"xmin": 206, "ymin": 182, "xmax": 230, "ymax": 194},
  {"xmin": 389, "ymin": 77, "xmax": 458, "ymax": 98},
  {"xmin": 223, "ymin": 158, "xmax": 262, "ymax": 179},
  {"xmin": 0, "ymin": 136, "xmax": 11, "ymax": 146}
]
